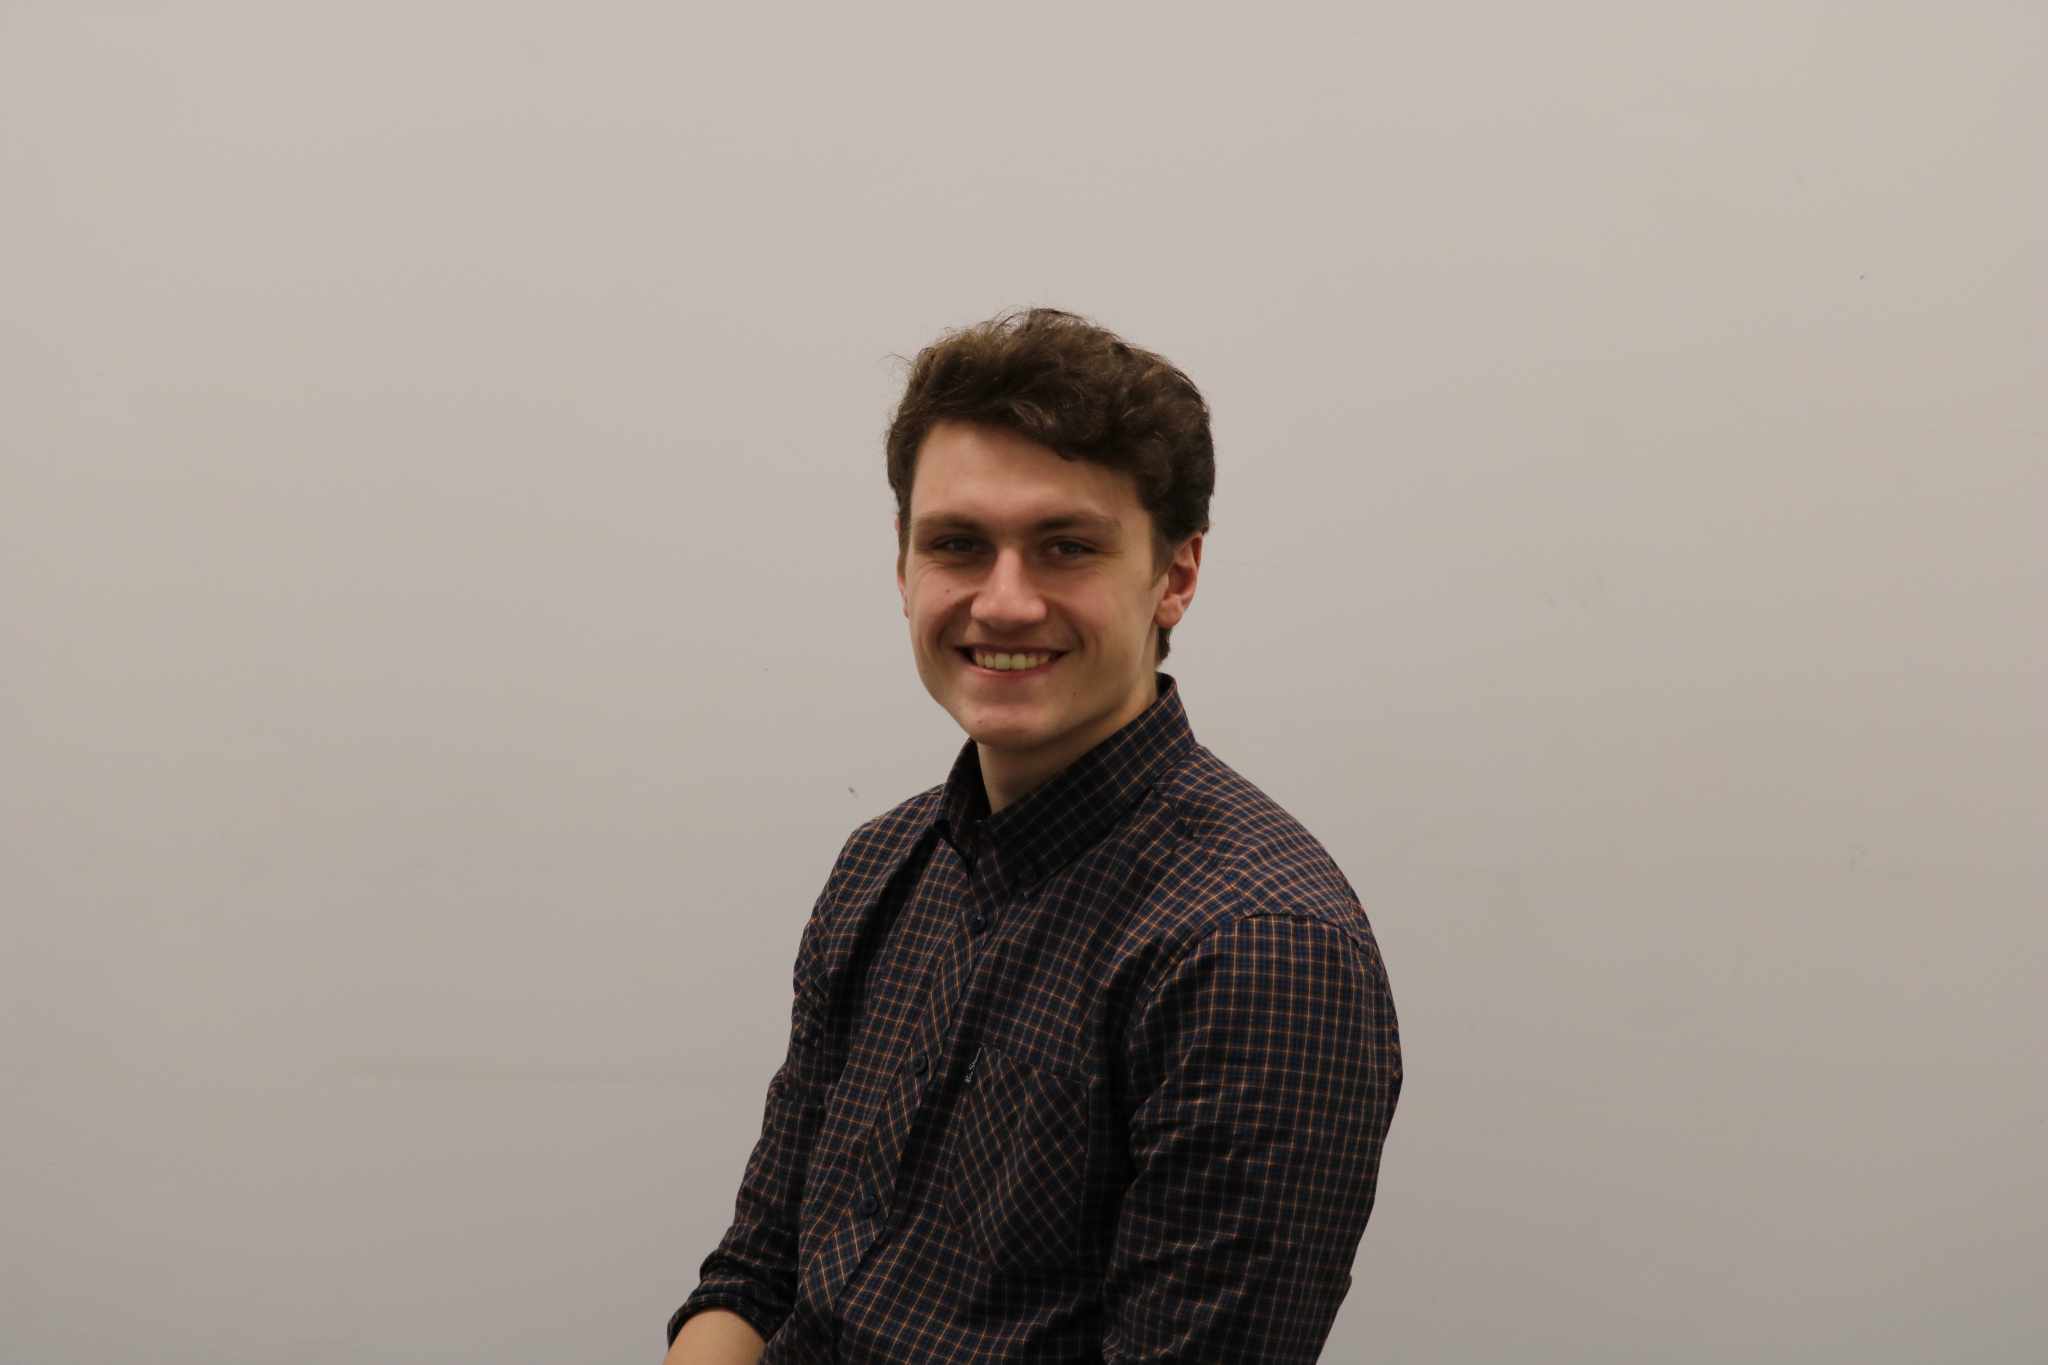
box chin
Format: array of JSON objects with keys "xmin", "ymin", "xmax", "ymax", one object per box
[{"xmin": 957, "ymin": 714, "xmax": 1049, "ymax": 752}]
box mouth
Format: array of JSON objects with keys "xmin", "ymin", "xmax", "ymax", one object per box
[{"xmin": 957, "ymin": 647, "xmax": 1065, "ymax": 677}]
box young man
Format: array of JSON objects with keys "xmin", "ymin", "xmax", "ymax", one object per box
[{"xmin": 666, "ymin": 309, "xmax": 1401, "ymax": 1363}]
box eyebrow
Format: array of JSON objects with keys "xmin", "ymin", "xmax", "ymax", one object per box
[{"xmin": 912, "ymin": 511, "xmax": 1124, "ymax": 540}]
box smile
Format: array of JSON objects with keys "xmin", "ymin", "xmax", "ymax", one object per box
[{"xmin": 958, "ymin": 648, "xmax": 1064, "ymax": 675}]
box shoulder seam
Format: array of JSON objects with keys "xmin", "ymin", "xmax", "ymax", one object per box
[{"xmin": 1147, "ymin": 903, "xmax": 1372, "ymax": 1007}]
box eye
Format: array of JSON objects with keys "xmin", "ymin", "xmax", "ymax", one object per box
[
  {"xmin": 931, "ymin": 536, "xmax": 980, "ymax": 554},
  {"xmin": 1050, "ymin": 540, "xmax": 1094, "ymax": 558}
]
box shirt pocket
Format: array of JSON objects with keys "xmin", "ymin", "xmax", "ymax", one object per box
[{"xmin": 943, "ymin": 1044, "xmax": 1090, "ymax": 1274}]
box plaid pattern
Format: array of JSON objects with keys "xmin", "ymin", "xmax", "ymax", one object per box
[{"xmin": 670, "ymin": 674, "xmax": 1401, "ymax": 1362}]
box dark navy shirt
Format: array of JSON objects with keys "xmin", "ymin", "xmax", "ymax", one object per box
[{"xmin": 670, "ymin": 674, "xmax": 1401, "ymax": 1362}]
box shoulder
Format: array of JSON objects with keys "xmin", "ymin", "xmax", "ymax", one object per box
[
  {"xmin": 831, "ymin": 782, "xmax": 944, "ymax": 876},
  {"xmin": 790, "ymin": 782, "xmax": 945, "ymax": 991},
  {"xmin": 802, "ymin": 781, "xmax": 946, "ymax": 927},
  {"xmin": 1138, "ymin": 744, "xmax": 1386, "ymax": 975},
  {"xmin": 1124, "ymin": 745, "xmax": 1400, "ymax": 1066}
]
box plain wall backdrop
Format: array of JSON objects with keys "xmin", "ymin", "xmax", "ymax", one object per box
[{"xmin": 4, "ymin": 2, "xmax": 2043, "ymax": 1361}]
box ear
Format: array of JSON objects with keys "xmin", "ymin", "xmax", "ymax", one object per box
[
  {"xmin": 895, "ymin": 516, "xmax": 909, "ymax": 617},
  {"xmin": 1152, "ymin": 532, "xmax": 1202, "ymax": 630}
]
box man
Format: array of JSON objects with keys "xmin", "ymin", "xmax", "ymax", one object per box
[{"xmin": 666, "ymin": 309, "xmax": 1401, "ymax": 1363}]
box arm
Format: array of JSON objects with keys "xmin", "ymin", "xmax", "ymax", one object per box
[
  {"xmin": 1102, "ymin": 914, "xmax": 1402, "ymax": 1364},
  {"xmin": 663, "ymin": 1308, "xmax": 765, "ymax": 1365},
  {"xmin": 664, "ymin": 858, "xmax": 848, "ymax": 1356}
]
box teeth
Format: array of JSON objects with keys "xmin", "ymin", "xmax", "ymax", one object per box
[{"xmin": 973, "ymin": 651, "xmax": 1054, "ymax": 671}]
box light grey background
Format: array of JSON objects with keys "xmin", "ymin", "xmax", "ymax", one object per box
[{"xmin": 5, "ymin": 3, "xmax": 2043, "ymax": 1361}]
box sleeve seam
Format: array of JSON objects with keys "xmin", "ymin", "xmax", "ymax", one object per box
[{"xmin": 1146, "ymin": 906, "xmax": 1369, "ymax": 1009}]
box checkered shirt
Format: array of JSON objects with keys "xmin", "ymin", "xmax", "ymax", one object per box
[{"xmin": 669, "ymin": 673, "xmax": 1402, "ymax": 1362}]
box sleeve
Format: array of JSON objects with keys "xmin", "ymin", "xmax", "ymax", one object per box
[
  {"xmin": 665, "ymin": 848, "xmax": 851, "ymax": 1349},
  {"xmin": 1101, "ymin": 913, "xmax": 1402, "ymax": 1364}
]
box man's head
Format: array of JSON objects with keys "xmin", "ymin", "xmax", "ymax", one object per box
[{"xmin": 889, "ymin": 308, "xmax": 1214, "ymax": 805}]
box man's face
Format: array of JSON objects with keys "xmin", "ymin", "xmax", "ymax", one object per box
[{"xmin": 897, "ymin": 420, "xmax": 1200, "ymax": 795}]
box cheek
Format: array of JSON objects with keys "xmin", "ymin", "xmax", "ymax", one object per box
[{"xmin": 911, "ymin": 586, "xmax": 968, "ymax": 632}]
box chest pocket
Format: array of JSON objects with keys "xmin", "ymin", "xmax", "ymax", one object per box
[{"xmin": 944, "ymin": 1044, "xmax": 1090, "ymax": 1274}]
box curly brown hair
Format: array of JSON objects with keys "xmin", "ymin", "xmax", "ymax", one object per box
[{"xmin": 886, "ymin": 308, "xmax": 1215, "ymax": 664}]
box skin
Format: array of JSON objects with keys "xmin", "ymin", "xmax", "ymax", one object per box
[
  {"xmin": 897, "ymin": 419, "xmax": 1202, "ymax": 813},
  {"xmin": 664, "ymin": 1309, "xmax": 764, "ymax": 1364}
]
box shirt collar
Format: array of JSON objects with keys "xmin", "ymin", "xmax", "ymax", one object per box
[{"xmin": 935, "ymin": 672, "xmax": 1196, "ymax": 896}]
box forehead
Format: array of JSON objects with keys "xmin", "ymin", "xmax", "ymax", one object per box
[{"xmin": 907, "ymin": 421, "xmax": 1144, "ymax": 532}]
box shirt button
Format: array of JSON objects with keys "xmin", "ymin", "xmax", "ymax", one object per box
[
  {"xmin": 910, "ymin": 1053, "xmax": 928, "ymax": 1075},
  {"xmin": 857, "ymin": 1192, "xmax": 880, "ymax": 1217},
  {"xmin": 969, "ymin": 912, "xmax": 988, "ymax": 934}
]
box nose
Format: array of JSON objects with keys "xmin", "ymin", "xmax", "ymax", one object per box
[{"xmin": 970, "ymin": 547, "xmax": 1048, "ymax": 632}]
